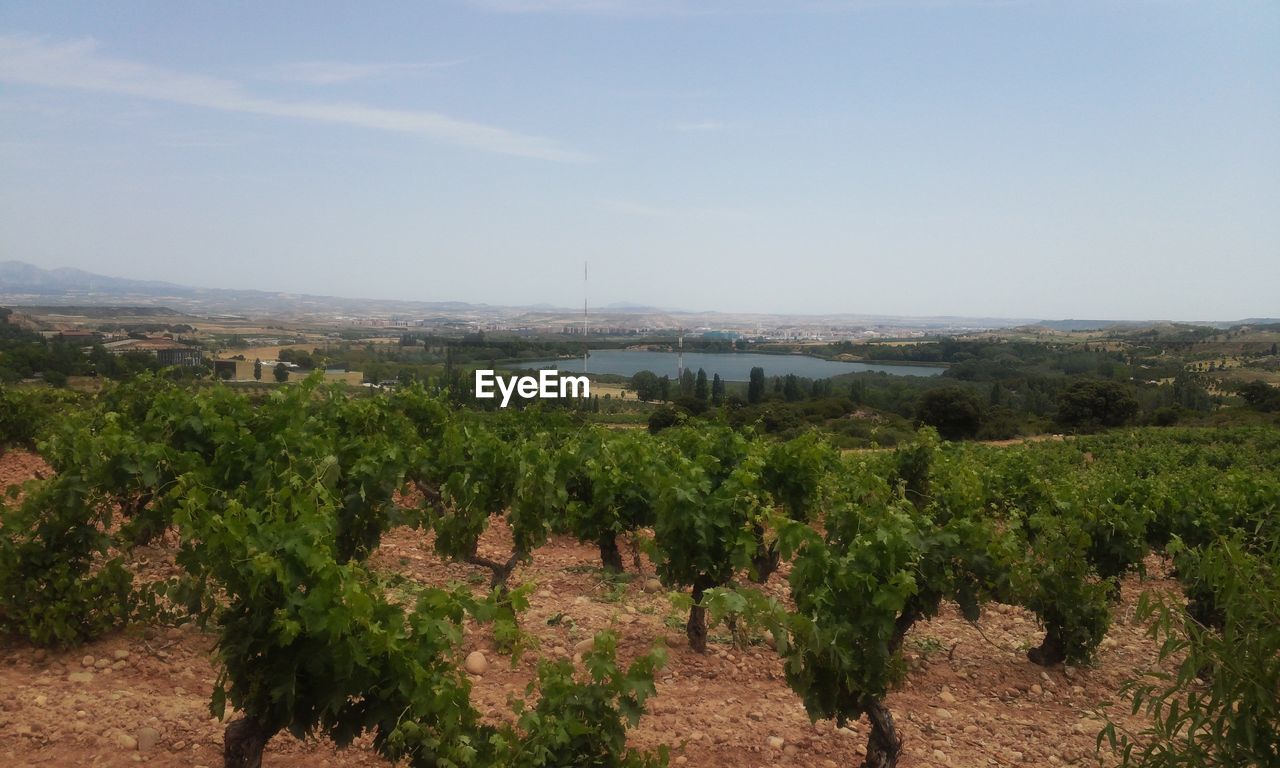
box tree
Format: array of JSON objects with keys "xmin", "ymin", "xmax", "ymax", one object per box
[
  {"xmin": 273, "ymin": 363, "xmax": 289, "ymax": 383},
  {"xmin": 253, "ymin": 358, "xmax": 262, "ymax": 381},
  {"xmin": 658, "ymin": 375, "xmax": 671, "ymax": 402},
  {"xmin": 694, "ymin": 368, "xmax": 708, "ymax": 401},
  {"xmin": 647, "ymin": 406, "xmax": 682, "ymax": 435},
  {"xmin": 630, "ymin": 371, "xmax": 660, "ymax": 402},
  {"xmin": 747, "ymin": 366, "xmax": 766, "ymax": 404},
  {"xmin": 710, "ymin": 374, "xmax": 725, "ymax": 406},
  {"xmin": 1056, "ymin": 379, "xmax": 1138, "ymax": 431},
  {"xmin": 915, "ymin": 387, "xmax": 983, "ymax": 441},
  {"xmin": 1238, "ymin": 380, "xmax": 1280, "ymax": 412},
  {"xmin": 782, "ymin": 374, "xmax": 801, "ymax": 402},
  {"xmin": 679, "ymin": 369, "xmax": 695, "ymax": 396}
]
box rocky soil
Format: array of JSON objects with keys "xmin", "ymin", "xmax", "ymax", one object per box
[{"xmin": 0, "ymin": 449, "xmax": 1173, "ymax": 767}]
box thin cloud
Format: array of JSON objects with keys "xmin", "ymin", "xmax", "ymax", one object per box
[
  {"xmin": 0, "ymin": 35, "xmax": 585, "ymax": 161},
  {"xmin": 265, "ymin": 59, "xmax": 467, "ymax": 85}
]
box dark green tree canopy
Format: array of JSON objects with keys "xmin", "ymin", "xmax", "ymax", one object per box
[
  {"xmin": 1056, "ymin": 379, "xmax": 1139, "ymax": 430},
  {"xmin": 915, "ymin": 387, "xmax": 984, "ymax": 441}
]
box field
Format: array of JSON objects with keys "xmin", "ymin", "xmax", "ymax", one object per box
[
  {"xmin": 0, "ymin": 379, "xmax": 1275, "ymax": 768},
  {"xmin": 1, "ymin": 440, "xmax": 1177, "ymax": 768}
]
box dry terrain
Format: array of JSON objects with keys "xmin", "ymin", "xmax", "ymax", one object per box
[{"xmin": 0, "ymin": 448, "xmax": 1176, "ymax": 768}]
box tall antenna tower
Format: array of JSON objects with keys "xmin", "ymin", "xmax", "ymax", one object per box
[
  {"xmin": 677, "ymin": 328, "xmax": 684, "ymax": 378},
  {"xmin": 583, "ymin": 261, "xmax": 589, "ymax": 374}
]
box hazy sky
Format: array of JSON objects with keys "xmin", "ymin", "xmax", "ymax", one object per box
[{"xmin": 1, "ymin": 1, "xmax": 1277, "ymax": 320}]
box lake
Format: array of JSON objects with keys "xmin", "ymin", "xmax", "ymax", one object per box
[{"xmin": 514, "ymin": 349, "xmax": 944, "ymax": 381}]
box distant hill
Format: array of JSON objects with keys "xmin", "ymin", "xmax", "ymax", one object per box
[
  {"xmin": 0, "ymin": 260, "xmax": 499, "ymax": 318},
  {"xmin": 1034, "ymin": 319, "xmax": 1124, "ymax": 332},
  {"xmin": 0, "ymin": 261, "xmax": 188, "ymax": 296},
  {"xmin": 3, "ymin": 261, "xmax": 1270, "ymax": 332}
]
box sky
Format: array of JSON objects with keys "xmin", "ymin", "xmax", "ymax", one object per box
[{"xmin": 1, "ymin": 1, "xmax": 1277, "ymax": 321}]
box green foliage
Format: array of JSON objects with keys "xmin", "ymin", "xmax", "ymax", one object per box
[
  {"xmin": 559, "ymin": 429, "xmax": 667, "ymax": 572},
  {"xmin": 1106, "ymin": 536, "xmax": 1279, "ymax": 768},
  {"xmin": 171, "ymin": 463, "xmax": 490, "ymax": 766},
  {"xmin": 652, "ymin": 425, "xmax": 768, "ymax": 649},
  {"xmin": 915, "ymin": 387, "xmax": 984, "ymax": 440},
  {"xmin": 647, "ymin": 405, "xmax": 684, "ymax": 435},
  {"xmin": 1012, "ymin": 511, "xmax": 1113, "ymax": 665},
  {"xmin": 499, "ymin": 632, "xmax": 667, "ymax": 768},
  {"xmin": 0, "ymin": 384, "xmax": 76, "ymax": 450},
  {"xmin": 779, "ymin": 506, "xmax": 919, "ymax": 724},
  {"xmin": 1057, "ymin": 379, "xmax": 1140, "ymax": 431},
  {"xmin": 630, "ymin": 370, "xmax": 661, "ymax": 402},
  {"xmin": 0, "ymin": 480, "xmax": 134, "ymax": 647},
  {"xmin": 747, "ymin": 366, "xmax": 766, "ymax": 404},
  {"xmin": 1237, "ymin": 380, "xmax": 1280, "ymax": 412}
]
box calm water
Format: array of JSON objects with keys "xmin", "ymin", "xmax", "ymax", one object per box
[{"xmin": 515, "ymin": 349, "xmax": 944, "ymax": 382}]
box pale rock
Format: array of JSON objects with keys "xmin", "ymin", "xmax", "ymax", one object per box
[
  {"xmin": 463, "ymin": 651, "xmax": 489, "ymax": 676},
  {"xmin": 113, "ymin": 649, "xmax": 131, "ymax": 661},
  {"xmin": 116, "ymin": 732, "xmax": 138, "ymax": 750},
  {"xmin": 574, "ymin": 638, "xmax": 595, "ymax": 655},
  {"xmin": 81, "ymin": 655, "xmax": 95, "ymax": 668},
  {"xmin": 767, "ymin": 736, "xmax": 785, "ymax": 749},
  {"xmin": 1030, "ymin": 684, "xmax": 1043, "ymax": 696},
  {"xmin": 934, "ymin": 749, "xmax": 949, "ymax": 763},
  {"xmin": 68, "ymin": 671, "xmax": 93, "ymax": 684},
  {"xmin": 642, "ymin": 578, "xmax": 663, "ymax": 593},
  {"xmin": 137, "ymin": 726, "xmax": 161, "ymax": 752}
]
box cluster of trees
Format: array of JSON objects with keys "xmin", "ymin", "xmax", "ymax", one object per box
[
  {"xmin": 0, "ymin": 309, "xmax": 176, "ymax": 385},
  {"xmin": 1238, "ymin": 380, "xmax": 1280, "ymax": 413},
  {"xmin": 630, "ymin": 368, "xmax": 726, "ymax": 407}
]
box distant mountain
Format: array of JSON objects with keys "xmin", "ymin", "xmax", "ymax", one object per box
[
  {"xmin": 0, "ymin": 260, "xmax": 500, "ymax": 318},
  {"xmin": 0, "ymin": 261, "xmax": 188, "ymax": 296},
  {"xmin": 601, "ymin": 302, "xmax": 671, "ymax": 313},
  {"xmin": 1034, "ymin": 319, "xmax": 1124, "ymax": 332},
  {"xmin": 4, "ymin": 261, "xmax": 1270, "ymax": 332}
]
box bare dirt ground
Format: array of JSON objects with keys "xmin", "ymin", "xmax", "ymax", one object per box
[{"xmin": 0, "ymin": 448, "xmax": 1174, "ymax": 768}]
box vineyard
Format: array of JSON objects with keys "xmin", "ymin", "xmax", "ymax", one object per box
[{"xmin": 0, "ymin": 376, "xmax": 1277, "ymax": 768}]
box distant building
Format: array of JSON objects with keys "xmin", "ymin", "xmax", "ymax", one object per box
[
  {"xmin": 56, "ymin": 329, "xmax": 102, "ymax": 342},
  {"xmin": 212, "ymin": 357, "xmax": 362, "ymax": 385},
  {"xmin": 156, "ymin": 347, "xmax": 203, "ymax": 367},
  {"xmin": 98, "ymin": 337, "xmax": 204, "ymax": 367}
]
